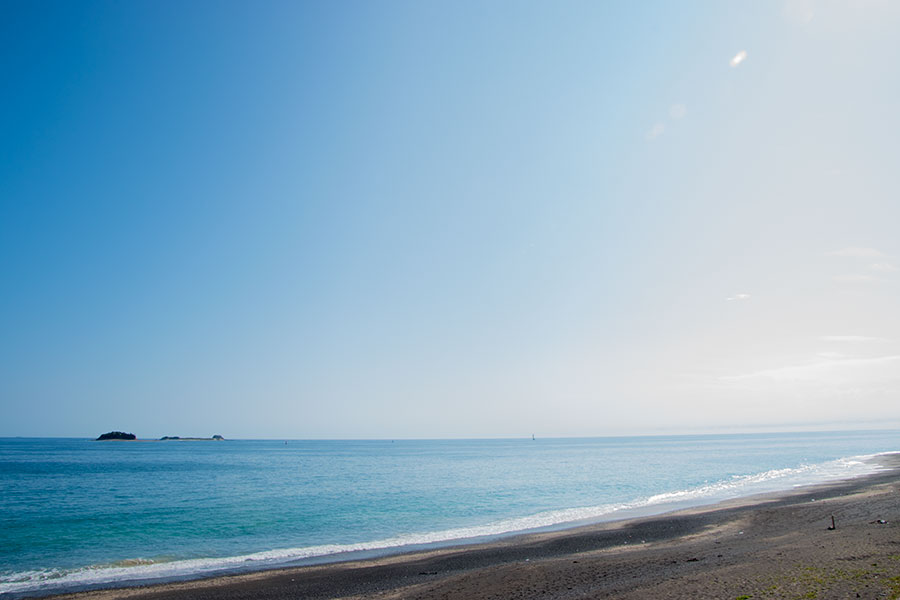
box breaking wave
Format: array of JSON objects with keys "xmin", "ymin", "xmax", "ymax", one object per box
[{"xmin": 0, "ymin": 453, "xmax": 885, "ymax": 597}]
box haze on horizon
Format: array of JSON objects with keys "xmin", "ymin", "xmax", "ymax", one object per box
[{"xmin": 2, "ymin": 0, "xmax": 899, "ymax": 440}]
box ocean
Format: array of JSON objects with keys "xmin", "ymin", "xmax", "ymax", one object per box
[{"xmin": 1, "ymin": 430, "xmax": 898, "ymax": 597}]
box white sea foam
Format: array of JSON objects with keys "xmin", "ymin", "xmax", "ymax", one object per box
[{"xmin": 0, "ymin": 453, "xmax": 887, "ymax": 597}]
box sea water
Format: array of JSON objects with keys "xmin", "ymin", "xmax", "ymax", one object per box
[{"xmin": 1, "ymin": 430, "xmax": 898, "ymax": 597}]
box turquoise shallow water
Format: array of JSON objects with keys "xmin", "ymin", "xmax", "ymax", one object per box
[{"xmin": 1, "ymin": 431, "xmax": 898, "ymax": 597}]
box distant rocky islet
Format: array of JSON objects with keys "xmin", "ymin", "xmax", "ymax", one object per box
[
  {"xmin": 95, "ymin": 432, "xmax": 225, "ymax": 441},
  {"xmin": 95, "ymin": 431, "xmax": 136, "ymax": 441}
]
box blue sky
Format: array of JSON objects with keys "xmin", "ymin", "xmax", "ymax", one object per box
[{"xmin": 2, "ymin": 0, "xmax": 898, "ymax": 438}]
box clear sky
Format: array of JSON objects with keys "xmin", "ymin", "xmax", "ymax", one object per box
[{"xmin": 2, "ymin": 0, "xmax": 898, "ymax": 439}]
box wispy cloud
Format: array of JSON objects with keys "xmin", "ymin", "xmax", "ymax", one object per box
[
  {"xmin": 783, "ymin": 0, "xmax": 816, "ymax": 25},
  {"xmin": 726, "ymin": 293, "xmax": 751, "ymax": 301},
  {"xmin": 729, "ymin": 50, "xmax": 748, "ymax": 67},
  {"xmin": 646, "ymin": 122, "xmax": 665, "ymax": 140},
  {"xmin": 833, "ymin": 274, "xmax": 881, "ymax": 284},
  {"xmin": 722, "ymin": 355, "xmax": 900, "ymax": 385},
  {"xmin": 828, "ymin": 248, "xmax": 895, "ymax": 284},
  {"xmin": 669, "ymin": 104, "xmax": 687, "ymax": 119},
  {"xmin": 646, "ymin": 105, "xmax": 687, "ymax": 141},
  {"xmin": 826, "ymin": 247, "xmax": 886, "ymax": 258},
  {"xmin": 819, "ymin": 335, "xmax": 887, "ymax": 343},
  {"xmin": 868, "ymin": 262, "xmax": 898, "ymax": 273}
]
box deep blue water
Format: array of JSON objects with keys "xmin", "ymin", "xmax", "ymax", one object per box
[{"xmin": 1, "ymin": 431, "xmax": 898, "ymax": 596}]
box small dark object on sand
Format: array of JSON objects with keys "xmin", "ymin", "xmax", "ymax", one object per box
[
  {"xmin": 869, "ymin": 519, "xmax": 888, "ymax": 524},
  {"xmin": 827, "ymin": 515, "xmax": 836, "ymax": 530}
]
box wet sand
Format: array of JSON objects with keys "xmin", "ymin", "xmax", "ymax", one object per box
[{"xmin": 47, "ymin": 453, "xmax": 900, "ymax": 600}]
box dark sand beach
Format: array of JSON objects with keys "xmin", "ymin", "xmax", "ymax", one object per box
[{"xmin": 48, "ymin": 454, "xmax": 900, "ymax": 600}]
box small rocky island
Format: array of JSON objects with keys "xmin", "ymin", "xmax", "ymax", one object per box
[
  {"xmin": 95, "ymin": 432, "xmax": 226, "ymax": 441},
  {"xmin": 96, "ymin": 431, "xmax": 137, "ymax": 441}
]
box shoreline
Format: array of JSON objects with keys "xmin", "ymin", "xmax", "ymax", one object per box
[{"xmin": 30, "ymin": 452, "xmax": 900, "ymax": 600}]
